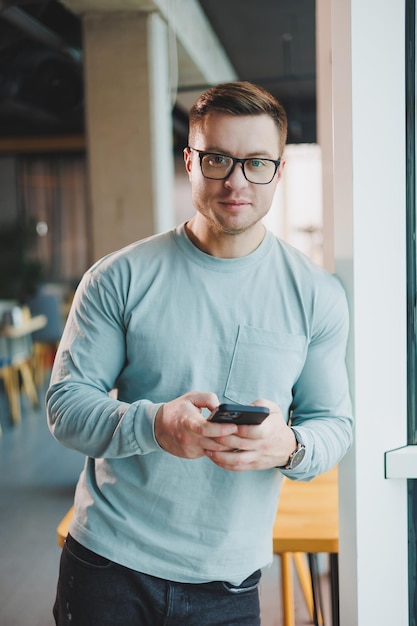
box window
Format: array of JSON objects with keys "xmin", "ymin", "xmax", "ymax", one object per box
[{"xmin": 406, "ymin": 0, "xmax": 417, "ymax": 621}]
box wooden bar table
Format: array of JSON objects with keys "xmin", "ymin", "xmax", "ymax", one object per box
[
  {"xmin": 273, "ymin": 466, "xmax": 339, "ymax": 626},
  {"xmin": 0, "ymin": 314, "xmax": 47, "ymax": 422},
  {"xmin": 0, "ymin": 314, "xmax": 47, "ymax": 339},
  {"xmin": 57, "ymin": 506, "xmax": 74, "ymax": 548}
]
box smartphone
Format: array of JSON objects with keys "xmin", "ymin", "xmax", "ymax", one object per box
[{"xmin": 208, "ymin": 403, "xmax": 270, "ymax": 425}]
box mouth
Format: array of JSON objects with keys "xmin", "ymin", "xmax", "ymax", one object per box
[{"xmin": 219, "ymin": 198, "xmax": 251, "ymax": 210}]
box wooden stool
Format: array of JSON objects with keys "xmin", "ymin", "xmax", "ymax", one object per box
[
  {"xmin": 0, "ymin": 354, "xmax": 21, "ymax": 425},
  {"xmin": 273, "ymin": 467, "xmax": 339, "ymax": 626}
]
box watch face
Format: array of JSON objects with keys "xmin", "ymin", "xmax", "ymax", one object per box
[{"xmin": 289, "ymin": 446, "xmax": 306, "ymax": 469}]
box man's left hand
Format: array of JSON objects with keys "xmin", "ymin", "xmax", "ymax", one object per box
[{"xmin": 204, "ymin": 399, "xmax": 297, "ymax": 471}]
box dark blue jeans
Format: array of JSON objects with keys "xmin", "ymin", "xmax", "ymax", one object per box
[{"xmin": 53, "ymin": 535, "xmax": 261, "ymax": 626}]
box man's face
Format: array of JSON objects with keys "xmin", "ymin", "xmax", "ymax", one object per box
[{"xmin": 184, "ymin": 112, "xmax": 283, "ymax": 238}]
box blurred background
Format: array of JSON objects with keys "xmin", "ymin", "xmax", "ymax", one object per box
[
  {"xmin": 0, "ymin": 0, "xmax": 322, "ymax": 308},
  {"xmin": 0, "ymin": 2, "xmax": 327, "ymax": 625}
]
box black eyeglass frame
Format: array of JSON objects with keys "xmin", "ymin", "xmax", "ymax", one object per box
[{"xmin": 187, "ymin": 147, "xmax": 281, "ymax": 185}]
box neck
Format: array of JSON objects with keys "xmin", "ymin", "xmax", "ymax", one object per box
[{"xmin": 185, "ymin": 218, "xmax": 266, "ymax": 259}]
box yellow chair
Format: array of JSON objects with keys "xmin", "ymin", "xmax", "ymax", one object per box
[
  {"xmin": 9, "ymin": 335, "xmax": 39, "ymax": 408},
  {"xmin": 0, "ymin": 312, "xmax": 48, "ymax": 416},
  {"xmin": 0, "ymin": 337, "xmax": 21, "ymax": 425}
]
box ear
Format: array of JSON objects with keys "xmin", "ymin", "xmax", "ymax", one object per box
[
  {"xmin": 184, "ymin": 147, "xmax": 192, "ymax": 177},
  {"xmin": 276, "ymin": 159, "xmax": 286, "ymax": 183}
]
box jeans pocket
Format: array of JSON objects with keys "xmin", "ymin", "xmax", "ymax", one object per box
[
  {"xmin": 64, "ymin": 534, "xmax": 112, "ymax": 569},
  {"xmin": 221, "ymin": 569, "xmax": 262, "ymax": 594}
]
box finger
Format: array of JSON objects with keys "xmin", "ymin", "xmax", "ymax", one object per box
[
  {"xmin": 186, "ymin": 391, "xmax": 220, "ymax": 411},
  {"xmin": 202, "ymin": 439, "xmax": 237, "ymax": 452},
  {"xmin": 235, "ymin": 424, "xmax": 265, "ymax": 439},
  {"xmin": 252, "ymin": 397, "xmax": 275, "ymax": 409},
  {"xmin": 206, "ymin": 449, "xmax": 257, "ymax": 471},
  {"xmin": 201, "ymin": 421, "xmax": 238, "ymax": 438},
  {"xmin": 212, "ymin": 433, "xmax": 258, "ymax": 450}
]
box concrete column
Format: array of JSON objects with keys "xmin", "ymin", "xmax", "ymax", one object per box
[{"xmin": 83, "ymin": 11, "xmax": 175, "ymax": 261}]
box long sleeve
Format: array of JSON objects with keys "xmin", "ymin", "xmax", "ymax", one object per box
[
  {"xmin": 47, "ymin": 269, "xmax": 163, "ymax": 458},
  {"xmin": 280, "ymin": 275, "xmax": 353, "ymax": 480}
]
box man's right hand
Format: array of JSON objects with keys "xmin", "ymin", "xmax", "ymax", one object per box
[{"xmin": 154, "ymin": 391, "xmax": 238, "ymax": 459}]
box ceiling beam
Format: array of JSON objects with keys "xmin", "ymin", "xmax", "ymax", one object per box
[
  {"xmin": 1, "ymin": 6, "xmax": 82, "ymax": 64},
  {"xmin": 59, "ymin": 0, "xmax": 237, "ymax": 107},
  {"xmin": 0, "ymin": 135, "xmax": 86, "ymax": 154}
]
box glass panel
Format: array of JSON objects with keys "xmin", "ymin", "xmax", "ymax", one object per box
[
  {"xmin": 407, "ymin": 0, "xmax": 417, "ymax": 442},
  {"xmin": 406, "ymin": 0, "xmax": 417, "ymax": 622}
]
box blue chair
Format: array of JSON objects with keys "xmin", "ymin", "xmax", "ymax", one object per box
[{"xmin": 27, "ymin": 284, "xmax": 66, "ymax": 387}]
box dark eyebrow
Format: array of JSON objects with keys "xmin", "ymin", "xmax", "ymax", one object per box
[{"xmin": 203, "ymin": 148, "xmax": 277, "ymax": 159}]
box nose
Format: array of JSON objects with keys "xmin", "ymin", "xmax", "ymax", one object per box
[{"xmin": 224, "ymin": 161, "xmax": 248, "ymax": 188}]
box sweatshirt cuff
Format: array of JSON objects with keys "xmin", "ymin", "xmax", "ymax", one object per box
[{"xmin": 132, "ymin": 400, "xmax": 165, "ymax": 454}]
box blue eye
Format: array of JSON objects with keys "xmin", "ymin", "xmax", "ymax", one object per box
[
  {"xmin": 208, "ymin": 155, "xmax": 228, "ymax": 167},
  {"xmin": 249, "ymin": 159, "xmax": 266, "ymax": 169}
]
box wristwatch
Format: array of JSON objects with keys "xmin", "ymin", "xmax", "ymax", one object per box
[{"xmin": 280, "ymin": 427, "xmax": 305, "ymax": 470}]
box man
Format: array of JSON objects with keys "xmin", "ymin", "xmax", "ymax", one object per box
[{"xmin": 48, "ymin": 81, "xmax": 353, "ymax": 626}]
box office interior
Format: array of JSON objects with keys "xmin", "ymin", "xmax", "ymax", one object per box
[{"xmin": 0, "ymin": 1, "xmax": 414, "ymax": 625}]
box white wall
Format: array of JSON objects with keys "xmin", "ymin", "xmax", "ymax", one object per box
[
  {"xmin": 323, "ymin": 0, "xmax": 409, "ymax": 624},
  {"xmin": 264, "ymin": 144, "xmax": 323, "ymax": 265}
]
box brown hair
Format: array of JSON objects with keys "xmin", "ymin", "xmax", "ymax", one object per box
[{"xmin": 188, "ymin": 81, "xmax": 288, "ymax": 156}]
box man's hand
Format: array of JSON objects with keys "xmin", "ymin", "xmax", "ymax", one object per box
[
  {"xmin": 154, "ymin": 391, "xmax": 239, "ymax": 459},
  {"xmin": 204, "ymin": 399, "xmax": 297, "ymax": 471}
]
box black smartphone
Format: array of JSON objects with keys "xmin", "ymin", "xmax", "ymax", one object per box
[{"xmin": 208, "ymin": 403, "xmax": 270, "ymax": 425}]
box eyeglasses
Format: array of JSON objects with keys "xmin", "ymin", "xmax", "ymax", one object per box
[{"xmin": 187, "ymin": 147, "xmax": 281, "ymax": 185}]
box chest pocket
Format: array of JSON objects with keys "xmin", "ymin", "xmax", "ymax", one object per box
[{"xmin": 223, "ymin": 325, "xmax": 307, "ymax": 406}]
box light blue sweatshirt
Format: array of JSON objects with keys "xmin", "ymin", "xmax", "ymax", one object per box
[{"xmin": 47, "ymin": 224, "xmax": 353, "ymax": 585}]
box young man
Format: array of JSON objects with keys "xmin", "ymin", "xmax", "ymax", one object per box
[{"xmin": 48, "ymin": 81, "xmax": 353, "ymax": 626}]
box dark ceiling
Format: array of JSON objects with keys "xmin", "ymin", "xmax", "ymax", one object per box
[{"xmin": 0, "ymin": 0, "xmax": 316, "ymax": 144}]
